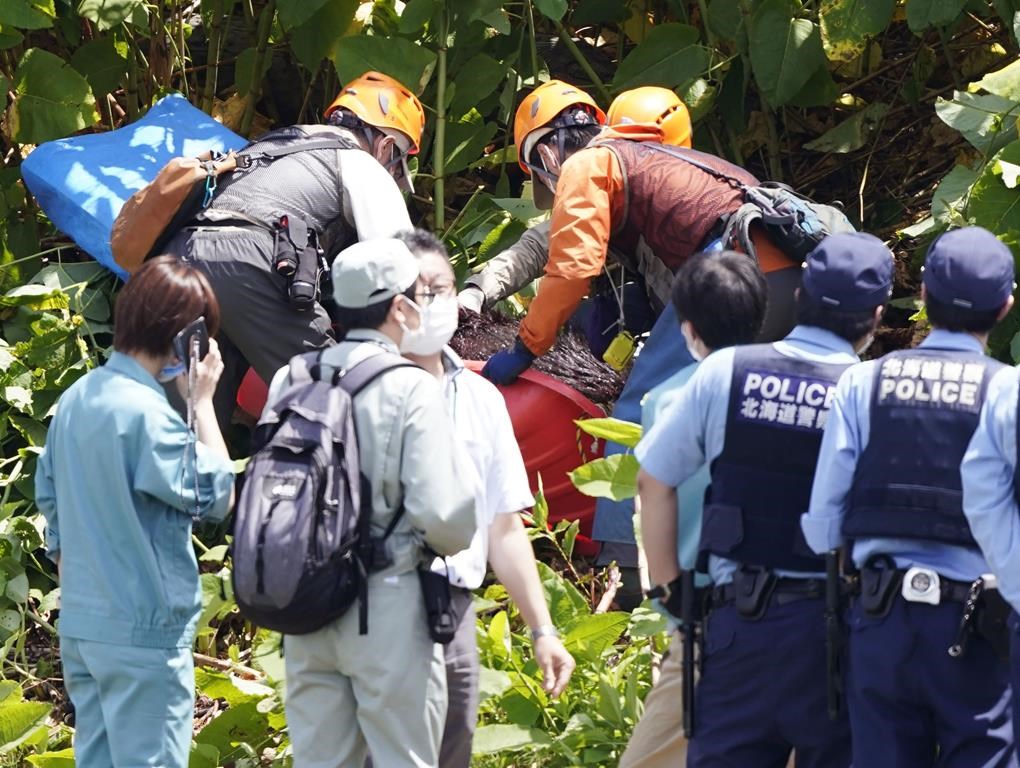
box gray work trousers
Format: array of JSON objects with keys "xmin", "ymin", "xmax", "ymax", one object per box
[
  {"xmin": 164, "ymin": 225, "xmax": 335, "ymax": 426},
  {"xmin": 439, "ymin": 589, "xmax": 479, "ymax": 768}
]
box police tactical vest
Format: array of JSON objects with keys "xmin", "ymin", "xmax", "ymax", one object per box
[
  {"xmin": 844, "ymin": 348, "xmax": 1003, "ymax": 547},
  {"xmin": 208, "ymin": 125, "xmax": 361, "ymax": 258},
  {"xmin": 700, "ymin": 344, "xmax": 851, "ymax": 572}
]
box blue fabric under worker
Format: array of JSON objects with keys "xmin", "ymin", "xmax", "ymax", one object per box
[
  {"xmin": 636, "ymin": 233, "xmax": 893, "ymax": 766},
  {"xmin": 805, "ymin": 226, "xmax": 1018, "ymax": 767}
]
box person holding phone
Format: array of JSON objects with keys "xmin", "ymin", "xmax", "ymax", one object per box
[{"xmin": 35, "ymin": 256, "xmax": 236, "ymax": 768}]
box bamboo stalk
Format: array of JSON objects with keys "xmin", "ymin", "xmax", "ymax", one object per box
[
  {"xmin": 434, "ymin": 1, "xmax": 449, "ymax": 231},
  {"xmin": 201, "ymin": 0, "xmax": 226, "ymax": 112},
  {"xmin": 240, "ymin": 0, "xmax": 276, "ymax": 136},
  {"xmin": 525, "ymin": 0, "xmax": 540, "ymax": 81},
  {"xmin": 554, "ymin": 20, "xmax": 611, "ymax": 104}
]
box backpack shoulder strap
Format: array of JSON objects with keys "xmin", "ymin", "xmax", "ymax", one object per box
[
  {"xmin": 287, "ymin": 350, "xmax": 324, "ymax": 385},
  {"xmin": 643, "ymin": 143, "xmax": 750, "ymax": 192},
  {"xmin": 236, "ymin": 137, "xmax": 359, "ymax": 168},
  {"xmin": 337, "ymin": 352, "xmax": 419, "ymax": 398}
]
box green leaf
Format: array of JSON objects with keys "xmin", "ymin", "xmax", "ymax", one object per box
[
  {"xmin": 3, "ymin": 387, "xmax": 33, "ymax": 415},
  {"xmin": 569, "ymin": 453, "xmax": 640, "ymax": 501},
  {"xmin": 932, "ymin": 164, "xmax": 980, "ymax": 223},
  {"xmin": 487, "ymin": 610, "xmax": 511, "ymax": 659},
  {"xmin": 398, "ymin": 0, "xmax": 435, "ymax": 33},
  {"xmin": 333, "ymin": 35, "xmax": 437, "ymax": 95},
  {"xmin": 290, "ymin": 0, "xmax": 359, "ymax": 72},
  {"xmin": 200, "ymin": 544, "xmax": 229, "ymax": 563},
  {"xmin": 26, "ymin": 749, "xmax": 76, "ymax": 768},
  {"xmin": 787, "ymin": 64, "xmax": 840, "ymax": 108},
  {"xmin": 935, "ymin": 91, "xmax": 1020, "ymax": 154},
  {"xmin": 538, "ymin": 561, "xmax": 589, "ymax": 626},
  {"xmin": 10, "ymin": 48, "xmax": 97, "ymax": 144},
  {"xmin": 276, "ymin": 0, "xmax": 329, "ymax": 29},
  {"xmin": 973, "ymin": 59, "xmax": 1020, "ymax": 101},
  {"xmin": 4, "ymin": 569, "xmax": 28, "ymax": 605},
  {"xmin": 70, "ymin": 36, "xmax": 129, "ymax": 96},
  {"xmin": 708, "ymin": 0, "xmax": 742, "ymax": 42},
  {"xmin": 996, "ymin": 157, "xmax": 1020, "ymax": 189},
  {"xmin": 472, "ymin": 724, "xmax": 552, "ymax": 754},
  {"xmin": 478, "ymin": 665, "xmax": 513, "ymax": 703},
  {"xmin": 0, "ymin": 29, "xmax": 22, "ymax": 51},
  {"xmin": 562, "ymin": 611, "xmax": 629, "ymax": 661},
  {"xmin": 0, "ymin": 0, "xmax": 54, "ymax": 30},
  {"xmin": 574, "ymin": 417, "xmax": 642, "ymax": 447},
  {"xmin": 906, "ymin": 0, "xmax": 967, "ymax": 32},
  {"xmin": 819, "ymin": 0, "xmax": 895, "ymax": 62},
  {"xmin": 187, "ymin": 743, "xmax": 220, "ymax": 768},
  {"xmin": 234, "ymin": 47, "xmax": 273, "ymax": 101},
  {"xmin": 77, "ymin": 0, "xmax": 146, "ymax": 30},
  {"xmin": 611, "ymin": 24, "xmax": 709, "ymax": 93},
  {"xmin": 804, "ymin": 102, "xmax": 889, "ymax": 153},
  {"xmin": 443, "ymin": 112, "xmax": 499, "ymax": 175},
  {"xmin": 0, "ymin": 697, "xmax": 49, "ymax": 751},
  {"xmin": 534, "ymin": 0, "xmax": 568, "ymax": 20},
  {"xmin": 749, "ymin": 0, "xmax": 826, "ymax": 106},
  {"xmin": 572, "ymin": 0, "xmax": 631, "ymax": 25},
  {"xmin": 628, "ymin": 603, "xmax": 669, "ymax": 638},
  {"xmin": 449, "ymin": 54, "xmax": 506, "ymax": 117},
  {"xmin": 194, "ymin": 701, "xmax": 268, "ymax": 755},
  {"xmin": 970, "ymin": 140, "xmax": 1020, "ymax": 234}
]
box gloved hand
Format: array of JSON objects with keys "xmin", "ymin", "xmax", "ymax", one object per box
[
  {"xmin": 482, "ymin": 338, "xmax": 535, "ymax": 385},
  {"xmin": 458, "ymin": 286, "xmax": 485, "ymax": 314}
]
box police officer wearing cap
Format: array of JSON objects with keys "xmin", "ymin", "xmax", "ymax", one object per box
[
  {"xmin": 635, "ymin": 232, "xmax": 891, "ymax": 767},
  {"xmin": 804, "ymin": 226, "xmax": 1017, "ymax": 767}
]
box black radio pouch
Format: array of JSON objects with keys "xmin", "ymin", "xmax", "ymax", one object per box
[
  {"xmin": 734, "ymin": 566, "xmax": 777, "ymax": 621},
  {"xmin": 859, "ymin": 556, "xmax": 902, "ymax": 618},
  {"xmin": 417, "ymin": 566, "xmax": 458, "ymax": 645},
  {"xmin": 976, "ymin": 588, "xmax": 1011, "ymax": 662}
]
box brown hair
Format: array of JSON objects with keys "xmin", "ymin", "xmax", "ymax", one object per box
[{"xmin": 113, "ymin": 256, "xmax": 220, "ymax": 356}]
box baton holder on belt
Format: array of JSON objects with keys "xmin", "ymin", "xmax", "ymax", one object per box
[
  {"xmin": 733, "ymin": 566, "xmax": 776, "ymax": 621},
  {"xmin": 859, "ymin": 555, "xmax": 902, "ymax": 618},
  {"xmin": 825, "ymin": 550, "xmax": 847, "ymax": 721}
]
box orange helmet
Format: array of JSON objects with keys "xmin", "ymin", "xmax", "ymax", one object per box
[
  {"xmin": 513, "ymin": 80, "xmax": 606, "ymax": 173},
  {"xmin": 607, "ymin": 86, "xmax": 692, "ymax": 148},
  {"xmin": 325, "ymin": 71, "xmax": 426, "ymax": 154}
]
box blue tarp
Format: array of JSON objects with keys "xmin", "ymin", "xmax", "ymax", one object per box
[{"xmin": 21, "ymin": 93, "xmax": 246, "ymax": 280}]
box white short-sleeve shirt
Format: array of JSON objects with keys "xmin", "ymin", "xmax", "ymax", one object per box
[{"xmin": 436, "ymin": 348, "xmax": 535, "ymax": 589}]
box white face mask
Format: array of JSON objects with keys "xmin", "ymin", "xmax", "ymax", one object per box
[
  {"xmin": 400, "ymin": 296, "xmax": 459, "ymax": 355},
  {"xmin": 681, "ymin": 321, "xmax": 705, "ymax": 363}
]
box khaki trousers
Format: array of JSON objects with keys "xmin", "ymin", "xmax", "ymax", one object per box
[
  {"xmin": 620, "ymin": 631, "xmax": 689, "ymax": 768},
  {"xmin": 284, "ymin": 571, "xmax": 447, "ymax": 768}
]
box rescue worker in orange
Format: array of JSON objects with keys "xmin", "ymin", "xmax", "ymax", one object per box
[{"xmin": 481, "ymin": 80, "xmax": 800, "ymax": 561}]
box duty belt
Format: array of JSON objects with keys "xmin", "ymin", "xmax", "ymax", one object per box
[{"xmin": 712, "ymin": 577, "xmax": 825, "ymax": 608}]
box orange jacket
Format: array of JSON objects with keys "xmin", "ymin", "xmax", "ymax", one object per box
[{"xmin": 518, "ymin": 125, "xmax": 792, "ymax": 356}]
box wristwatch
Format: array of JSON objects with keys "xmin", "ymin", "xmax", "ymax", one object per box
[{"xmin": 530, "ymin": 624, "xmax": 560, "ymax": 642}]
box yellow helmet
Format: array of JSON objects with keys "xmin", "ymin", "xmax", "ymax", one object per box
[
  {"xmin": 513, "ymin": 80, "xmax": 606, "ymax": 173},
  {"xmin": 607, "ymin": 86, "xmax": 692, "ymax": 148},
  {"xmin": 325, "ymin": 71, "xmax": 426, "ymax": 154}
]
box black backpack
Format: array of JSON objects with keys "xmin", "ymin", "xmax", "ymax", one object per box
[
  {"xmin": 232, "ymin": 350, "xmax": 415, "ymax": 636},
  {"xmin": 648, "ymin": 144, "xmax": 856, "ymax": 261}
]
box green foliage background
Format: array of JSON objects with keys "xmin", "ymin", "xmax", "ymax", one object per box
[{"xmin": 0, "ymin": 0, "xmax": 1016, "ymax": 764}]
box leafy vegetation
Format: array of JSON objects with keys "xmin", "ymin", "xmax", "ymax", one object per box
[{"xmin": 0, "ymin": 0, "xmax": 1017, "ymax": 764}]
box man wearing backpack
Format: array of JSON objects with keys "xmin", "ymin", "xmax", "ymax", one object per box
[
  {"xmin": 262, "ymin": 238, "xmax": 476, "ymax": 768},
  {"xmin": 480, "ymin": 80, "xmax": 804, "ymax": 583},
  {"xmin": 166, "ymin": 71, "xmax": 424, "ymax": 427}
]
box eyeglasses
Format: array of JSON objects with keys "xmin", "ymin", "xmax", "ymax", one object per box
[{"xmin": 415, "ymin": 284, "xmax": 455, "ymax": 306}]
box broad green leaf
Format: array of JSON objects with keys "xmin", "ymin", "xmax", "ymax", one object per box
[
  {"xmin": 449, "ymin": 54, "xmax": 506, "ymax": 117},
  {"xmin": 10, "ymin": 48, "xmax": 97, "ymax": 144},
  {"xmin": 491, "ymin": 197, "xmax": 546, "ymax": 226},
  {"xmin": 970, "ymin": 140, "xmax": 1020, "ymax": 234},
  {"xmin": 187, "ymin": 743, "xmax": 219, "ymax": 768},
  {"xmin": 749, "ymin": 0, "xmax": 826, "ymax": 106},
  {"xmin": 333, "ymin": 35, "xmax": 437, "ymax": 95},
  {"xmin": 251, "ymin": 633, "xmax": 286, "ymax": 684},
  {"xmin": 398, "ymin": 0, "xmax": 435, "ymax": 33},
  {"xmin": 472, "ymin": 723, "xmax": 552, "ymax": 754},
  {"xmin": 0, "ymin": 698, "xmax": 49, "ymax": 751},
  {"xmin": 996, "ymin": 158, "xmax": 1020, "ymax": 188},
  {"xmin": 707, "ymin": 0, "xmax": 742, "ymax": 42},
  {"xmin": 596, "ymin": 673, "xmax": 624, "ymax": 725},
  {"xmin": 819, "ymin": 0, "xmax": 895, "ymax": 62},
  {"xmin": 935, "ymin": 91, "xmax": 1019, "ymax": 154},
  {"xmin": 972, "ymin": 59, "xmax": 1020, "ymax": 102},
  {"xmin": 611, "ymin": 24, "xmax": 709, "ymax": 93},
  {"xmin": 804, "ymin": 102, "xmax": 889, "ymax": 153},
  {"xmin": 534, "ymin": 0, "xmax": 568, "ymax": 20},
  {"xmin": 563, "ymin": 611, "xmax": 629, "ymax": 661},
  {"xmin": 7, "ymin": 416, "xmax": 43, "ymax": 448},
  {"xmin": 0, "ymin": 29, "xmax": 24, "ymax": 50},
  {"xmin": 681, "ymin": 78, "xmax": 717, "ymax": 123},
  {"xmin": 487, "ymin": 610, "xmax": 511, "ymax": 659},
  {"xmin": 537, "ymin": 561, "xmax": 588, "ymax": 626},
  {"xmin": 575, "ymin": 417, "xmax": 641, "ymax": 447},
  {"xmin": 476, "ymin": 218, "xmax": 527, "ymax": 265},
  {"xmin": 932, "ymin": 164, "xmax": 980, "ymax": 223},
  {"xmin": 478, "ymin": 665, "xmax": 513, "ymax": 703},
  {"xmin": 194, "ymin": 701, "xmax": 268, "ymax": 754},
  {"xmin": 787, "ymin": 64, "xmax": 840, "ymax": 108},
  {"xmin": 573, "ymin": 0, "xmax": 631, "ymax": 25},
  {"xmin": 628, "ymin": 603, "xmax": 669, "ymax": 638},
  {"xmin": 26, "ymin": 749, "xmax": 76, "ymax": 768},
  {"xmin": 0, "ymin": 608, "xmax": 20, "ymax": 638},
  {"xmin": 200, "ymin": 544, "xmax": 229, "ymax": 563},
  {"xmin": 290, "ymin": 0, "xmax": 359, "ymax": 72},
  {"xmin": 3, "ymin": 387, "xmax": 32, "ymax": 415},
  {"xmin": 4, "ymin": 569, "xmax": 27, "ymax": 605},
  {"xmin": 1, "ymin": 284, "xmax": 68, "ymax": 309},
  {"xmin": 0, "ymin": 0, "xmax": 54, "ymax": 30},
  {"xmin": 906, "ymin": 0, "xmax": 967, "ymax": 32},
  {"xmin": 276, "ymin": 0, "xmax": 330, "ymax": 29},
  {"xmin": 234, "ymin": 47, "xmax": 272, "ymax": 100},
  {"xmin": 69, "ymin": 35, "xmax": 129, "ymax": 95},
  {"xmin": 77, "ymin": 0, "xmax": 146, "ymax": 30},
  {"xmin": 569, "ymin": 453, "xmax": 640, "ymax": 501},
  {"xmin": 443, "ymin": 113, "xmax": 499, "ymax": 175}
]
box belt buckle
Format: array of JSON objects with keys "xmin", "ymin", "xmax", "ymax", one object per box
[{"xmin": 901, "ymin": 566, "xmax": 940, "ymax": 605}]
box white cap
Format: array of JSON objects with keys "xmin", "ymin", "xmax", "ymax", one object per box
[{"xmin": 332, "ymin": 238, "xmax": 419, "ymax": 309}]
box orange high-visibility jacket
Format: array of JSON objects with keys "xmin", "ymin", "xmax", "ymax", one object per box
[{"xmin": 518, "ymin": 124, "xmax": 792, "ymax": 356}]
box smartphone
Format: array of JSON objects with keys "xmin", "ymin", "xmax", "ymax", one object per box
[{"xmin": 172, "ymin": 317, "xmax": 209, "ymax": 370}]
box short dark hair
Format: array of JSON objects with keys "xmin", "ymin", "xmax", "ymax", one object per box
[
  {"xmin": 925, "ymin": 293, "xmax": 1002, "ymax": 334},
  {"xmin": 397, "ymin": 228, "xmax": 446, "ymax": 257},
  {"xmin": 333, "ymin": 283, "xmax": 417, "ymax": 333},
  {"xmin": 531, "ymin": 125, "xmax": 601, "ymax": 165},
  {"xmin": 795, "ymin": 291, "xmax": 878, "ymax": 343},
  {"xmin": 672, "ymin": 251, "xmax": 767, "ymax": 350},
  {"xmin": 114, "ymin": 256, "xmax": 220, "ymax": 356}
]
